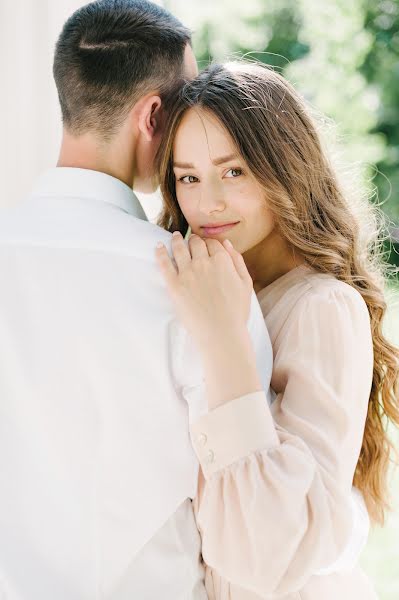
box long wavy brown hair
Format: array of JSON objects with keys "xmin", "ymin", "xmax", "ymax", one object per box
[{"xmin": 156, "ymin": 61, "xmax": 399, "ymax": 525}]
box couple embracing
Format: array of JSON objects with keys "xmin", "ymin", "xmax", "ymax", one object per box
[{"xmin": 0, "ymin": 1, "xmax": 398, "ymax": 599}]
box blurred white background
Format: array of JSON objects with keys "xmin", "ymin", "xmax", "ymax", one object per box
[
  {"xmin": 0, "ymin": 0, "xmax": 162, "ymax": 220},
  {"xmin": 0, "ymin": 1, "xmax": 83, "ymax": 206}
]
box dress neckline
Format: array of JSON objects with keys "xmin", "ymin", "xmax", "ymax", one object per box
[{"xmin": 256, "ymin": 264, "xmax": 315, "ymax": 315}]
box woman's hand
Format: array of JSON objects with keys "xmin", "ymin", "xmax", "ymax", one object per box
[
  {"xmin": 155, "ymin": 231, "xmax": 253, "ymax": 351},
  {"xmin": 155, "ymin": 231, "xmax": 262, "ymax": 409}
]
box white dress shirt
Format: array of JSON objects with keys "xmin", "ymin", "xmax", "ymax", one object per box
[{"xmin": 0, "ymin": 167, "xmax": 274, "ymax": 600}]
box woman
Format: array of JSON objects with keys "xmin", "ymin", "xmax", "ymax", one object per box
[{"xmin": 154, "ymin": 62, "xmax": 399, "ymax": 599}]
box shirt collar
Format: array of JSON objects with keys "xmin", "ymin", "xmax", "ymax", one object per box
[{"xmin": 32, "ymin": 167, "xmax": 148, "ymax": 221}]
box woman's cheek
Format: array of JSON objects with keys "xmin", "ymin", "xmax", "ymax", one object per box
[
  {"xmin": 176, "ymin": 190, "xmax": 188, "ymax": 215},
  {"xmin": 177, "ymin": 195, "xmax": 195, "ymax": 229}
]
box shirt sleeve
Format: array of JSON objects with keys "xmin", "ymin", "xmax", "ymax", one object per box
[{"xmin": 190, "ymin": 283, "xmax": 374, "ymax": 597}]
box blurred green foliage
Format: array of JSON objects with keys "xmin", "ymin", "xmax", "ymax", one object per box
[
  {"xmin": 167, "ymin": 0, "xmax": 399, "ymax": 268},
  {"xmin": 362, "ymin": 0, "xmax": 399, "ymax": 257}
]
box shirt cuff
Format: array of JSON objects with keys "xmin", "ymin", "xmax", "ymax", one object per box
[{"xmin": 190, "ymin": 391, "xmax": 280, "ymax": 479}]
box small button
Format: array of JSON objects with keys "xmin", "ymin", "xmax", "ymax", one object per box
[
  {"xmin": 205, "ymin": 450, "xmax": 215, "ymax": 464},
  {"xmin": 198, "ymin": 433, "xmax": 207, "ymax": 446}
]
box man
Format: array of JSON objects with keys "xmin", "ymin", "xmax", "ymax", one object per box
[{"xmin": 0, "ymin": 1, "xmax": 273, "ymax": 598}]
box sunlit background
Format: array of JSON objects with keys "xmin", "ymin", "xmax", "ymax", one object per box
[{"xmin": 1, "ymin": 1, "xmax": 398, "ymax": 597}]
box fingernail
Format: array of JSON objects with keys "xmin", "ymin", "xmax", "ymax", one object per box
[
  {"xmin": 172, "ymin": 231, "xmax": 182, "ymax": 237},
  {"xmin": 224, "ymin": 239, "xmax": 233, "ymax": 249},
  {"xmin": 156, "ymin": 242, "xmax": 164, "ymax": 249}
]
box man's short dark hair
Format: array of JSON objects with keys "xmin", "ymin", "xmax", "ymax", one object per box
[{"xmin": 53, "ymin": 0, "xmax": 192, "ymax": 139}]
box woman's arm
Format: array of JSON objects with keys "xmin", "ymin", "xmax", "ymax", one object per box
[
  {"xmin": 191, "ymin": 285, "xmax": 373, "ymax": 596},
  {"xmin": 156, "ymin": 232, "xmax": 264, "ymax": 410},
  {"xmin": 197, "ymin": 327, "xmax": 263, "ymax": 410}
]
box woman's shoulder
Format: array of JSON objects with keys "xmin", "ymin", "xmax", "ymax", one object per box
[
  {"xmin": 262, "ymin": 264, "xmax": 364, "ymax": 306},
  {"xmin": 302, "ymin": 269, "xmax": 366, "ymax": 303},
  {"xmin": 268, "ymin": 269, "xmax": 373, "ymax": 360},
  {"xmin": 260, "ymin": 265, "xmax": 370, "ymax": 339},
  {"xmin": 286, "ymin": 268, "xmax": 370, "ymax": 329}
]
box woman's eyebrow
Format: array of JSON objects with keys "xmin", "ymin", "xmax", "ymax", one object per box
[
  {"xmin": 173, "ymin": 154, "xmax": 238, "ymax": 169},
  {"xmin": 212, "ymin": 153, "xmax": 238, "ymax": 166},
  {"xmin": 173, "ymin": 161, "xmax": 195, "ymax": 169}
]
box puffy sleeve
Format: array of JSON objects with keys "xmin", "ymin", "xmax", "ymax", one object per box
[{"xmin": 190, "ymin": 283, "xmax": 374, "ymax": 597}]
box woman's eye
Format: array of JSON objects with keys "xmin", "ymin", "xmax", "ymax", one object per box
[
  {"xmin": 178, "ymin": 175, "xmax": 199, "ymax": 184},
  {"xmin": 225, "ymin": 168, "xmax": 243, "ymax": 178}
]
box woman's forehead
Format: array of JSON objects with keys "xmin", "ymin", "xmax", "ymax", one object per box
[{"xmin": 174, "ymin": 108, "xmax": 236, "ymax": 163}]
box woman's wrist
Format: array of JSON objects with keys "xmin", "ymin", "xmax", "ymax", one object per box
[
  {"xmin": 196, "ymin": 322, "xmax": 250, "ymax": 353},
  {"xmin": 199, "ymin": 327, "xmax": 263, "ymax": 410}
]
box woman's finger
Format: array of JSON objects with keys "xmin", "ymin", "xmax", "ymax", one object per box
[
  {"xmin": 188, "ymin": 234, "xmax": 210, "ymax": 260},
  {"xmin": 203, "ymin": 237, "xmax": 226, "ymax": 257},
  {"xmin": 171, "ymin": 231, "xmax": 191, "ymax": 272},
  {"xmin": 155, "ymin": 242, "xmax": 178, "ymax": 289},
  {"xmin": 223, "ymin": 239, "xmax": 252, "ymax": 282}
]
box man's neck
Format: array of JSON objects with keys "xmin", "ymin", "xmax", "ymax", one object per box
[{"xmin": 57, "ymin": 129, "xmax": 135, "ymax": 189}]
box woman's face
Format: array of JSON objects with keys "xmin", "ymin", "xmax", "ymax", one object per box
[{"xmin": 172, "ymin": 108, "xmax": 275, "ymax": 254}]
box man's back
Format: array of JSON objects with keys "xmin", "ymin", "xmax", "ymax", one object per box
[
  {"xmin": 0, "ymin": 167, "xmax": 273, "ymax": 599},
  {"xmin": 0, "ymin": 168, "xmax": 209, "ymax": 599}
]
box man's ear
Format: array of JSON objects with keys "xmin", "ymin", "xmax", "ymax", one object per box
[{"xmin": 136, "ymin": 94, "xmax": 163, "ymax": 142}]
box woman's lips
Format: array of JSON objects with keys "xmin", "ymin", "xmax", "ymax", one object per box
[{"xmin": 201, "ymin": 222, "xmax": 239, "ymax": 236}]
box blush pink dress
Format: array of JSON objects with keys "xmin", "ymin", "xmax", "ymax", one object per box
[{"xmin": 190, "ymin": 264, "xmax": 378, "ymax": 600}]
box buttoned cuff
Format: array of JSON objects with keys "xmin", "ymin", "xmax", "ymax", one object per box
[{"xmin": 190, "ymin": 391, "xmax": 280, "ymax": 479}]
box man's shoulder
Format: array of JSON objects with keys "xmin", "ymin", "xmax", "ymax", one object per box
[
  {"xmin": 0, "ymin": 194, "xmax": 173, "ymax": 255},
  {"xmin": 123, "ymin": 214, "xmax": 172, "ymax": 244}
]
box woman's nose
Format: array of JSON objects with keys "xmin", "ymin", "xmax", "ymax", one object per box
[{"xmin": 198, "ymin": 184, "xmax": 226, "ymax": 213}]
